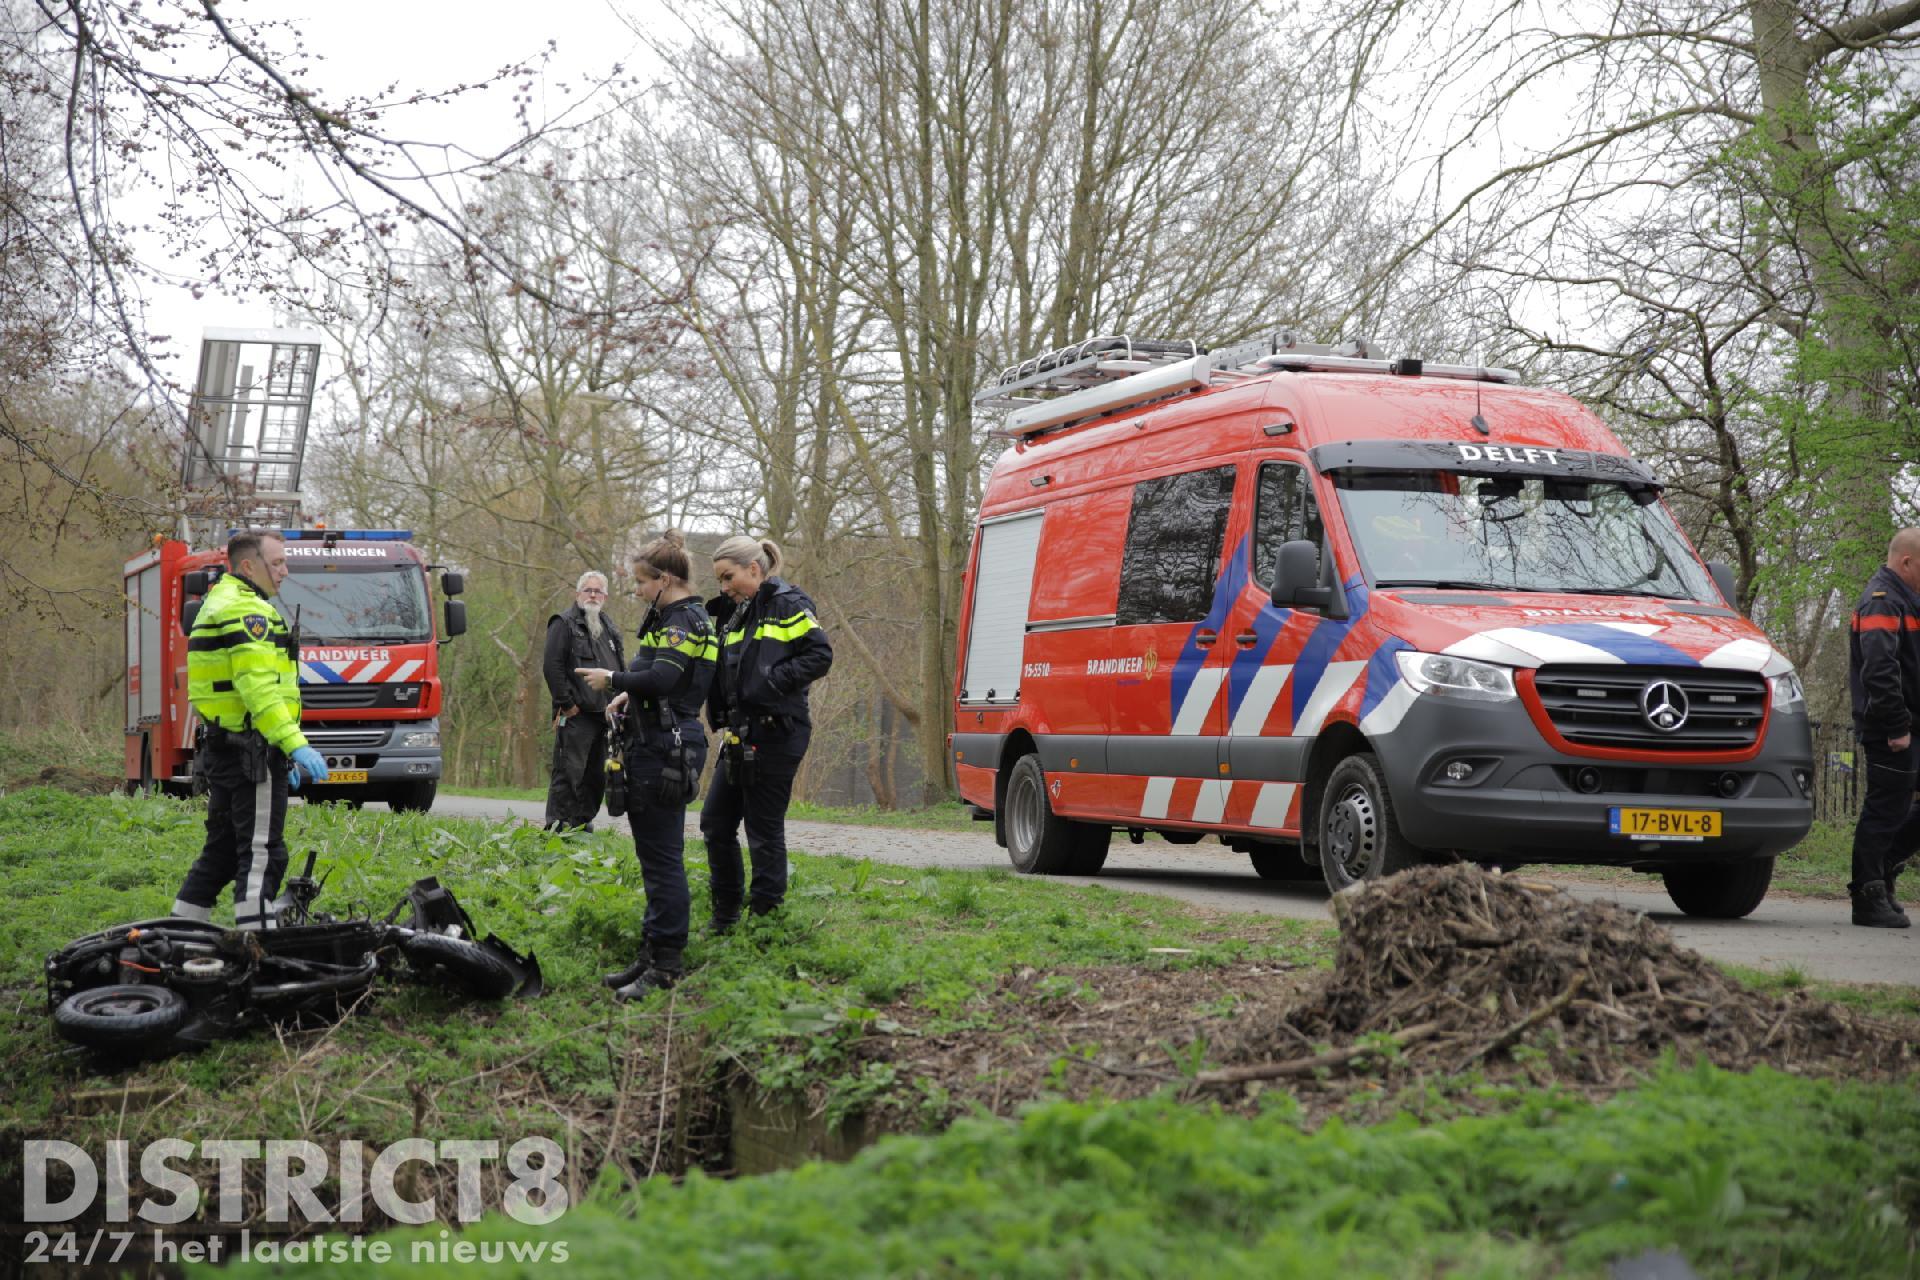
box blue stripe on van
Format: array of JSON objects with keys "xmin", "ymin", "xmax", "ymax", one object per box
[
  {"xmin": 1529, "ymin": 622, "xmax": 1699, "ymax": 667},
  {"xmin": 1360, "ymin": 636, "xmax": 1414, "ymax": 719},
  {"xmin": 1289, "ymin": 578, "xmax": 1370, "ymax": 722},
  {"xmin": 1170, "ymin": 541, "xmax": 1250, "ymax": 717}
]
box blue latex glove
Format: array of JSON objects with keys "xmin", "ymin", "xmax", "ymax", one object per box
[{"xmin": 289, "ymin": 746, "xmax": 330, "ymax": 791}]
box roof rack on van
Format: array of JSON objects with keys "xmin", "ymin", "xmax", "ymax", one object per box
[
  {"xmin": 975, "ymin": 331, "xmax": 1520, "ymax": 440},
  {"xmin": 1259, "ymin": 352, "xmax": 1521, "ymax": 384},
  {"xmin": 975, "ymin": 330, "xmax": 1354, "ymax": 439}
]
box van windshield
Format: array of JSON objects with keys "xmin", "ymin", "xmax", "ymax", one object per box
[
  {"xmin": 279, "ymin": 564, "xmax": 432, "ymax": 644},
  {"xmin": 1333, "ymin": 470, "xmax": 1715, "ymax": 600}
]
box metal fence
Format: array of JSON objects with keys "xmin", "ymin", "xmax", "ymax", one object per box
[{"xmin": 1809, "ymin": 720, "xmax": 1865, "ymax": 826}]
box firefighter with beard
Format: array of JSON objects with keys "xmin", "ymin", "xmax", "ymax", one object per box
[
  {"xmin": 542, "ymin": 569, "xmax": 625, "ymax": 831},
  {"xmin": 575, "ymin": 531, "xmax": 717, "ymax": 998}
]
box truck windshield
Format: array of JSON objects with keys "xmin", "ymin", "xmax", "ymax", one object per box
[
  {"xmin": 279, "ymin": 565, "xmax": 433, "ymax": 644},
  {"xmin": 1334, "ymin": 470, "xmax": 1715, "ymax": 600}
]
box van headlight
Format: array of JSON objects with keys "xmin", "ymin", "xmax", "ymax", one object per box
[
  {"xmin": 401, "ymin": 730, "xmax": 441, "ymax": 749},
  {"xmin": 1395, "ymin": 650, "xmax": 1518, "ymax": 702},
  {"xmin": 1769, "ymin": 670, "xmax": 1806, "ymax": 713}
]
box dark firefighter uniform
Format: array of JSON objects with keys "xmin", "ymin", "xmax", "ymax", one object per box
[
  {"xmin": 1848, "ymin": 564, "xmax": 1920, "ymax": 922},
  {"xmin": 605, "ymin": 597, "xmax": 717, "ymax": 989},
  {"xmin": 172, "ymin": 571, "xmax": 309, "ymax": 930},
  {"xmin": 702, "ymin": 577, "xmax": 834, "ymax": 924},
  {"xmin": 542, "ymin": 604, "xmax": 626, "ymax": 830}
]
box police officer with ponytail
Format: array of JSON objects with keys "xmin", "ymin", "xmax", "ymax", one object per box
[
  {"xmin": 575, "ymin": 532, "xmax": 717, "ymax": 998},
  {"xmin": 702, "ymin": 536, "xmax": 833, "ymax": 929}
]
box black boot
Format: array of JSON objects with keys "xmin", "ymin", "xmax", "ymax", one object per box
[
  {"xmin": 710, "ymin": 899, "xmax": 741, "ymax": 935},
  {"xmin": 613, "ymin": 948, "xmax": 684, "ymax": 1002},
  {"xmin": 1851, "ymin": 881, "xmax": 1911, "ymax": 929},
  {"xmin": 602, "ymin": 944, "xmax": 652, "ymax": 989},
  {"xmin": 1887, "ymin": 862, "xmax": 1910, "ymax": 923}
]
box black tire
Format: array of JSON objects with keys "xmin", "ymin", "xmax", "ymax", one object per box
[
  {"xmin": 1003, "ymin": 754, "xmax": 1109, "ymax": 875},
  {"xmin": 1248, "ymin": 845, "xmax": 1321, "ymax": 881},
  {"xmin": 1316, "ymin": 753, "xmax": 1421, "ymax": 892},
  {"xmin": 388, "ymin": 780, "xmax": 438, "ymax": 813},
  {"xmin": 1661, "ymin": 857, "xmax": 1774, "ymax": 919},
  {"xmin": 53, "ymin": 984, "xmax": 188, "ymax": 1050},
  {"xmin": 402, "ymin": 933, "xmax": 518, "ymax": 999}
]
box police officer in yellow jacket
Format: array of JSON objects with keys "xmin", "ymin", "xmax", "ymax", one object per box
[{"xmin": 170, "ymin": 529, "xmax": 332, "ymax": 930}]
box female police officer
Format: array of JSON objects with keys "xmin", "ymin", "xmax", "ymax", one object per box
[
  {"xmin": 702, "ymin": 536, "xmax": 833, "ymax": 929},
  {"xmin": 575, "ymin": 531, "xmax": 717, "ymax": 999}
]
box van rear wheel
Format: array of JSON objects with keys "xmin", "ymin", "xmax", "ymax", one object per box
[
  {"xmin": 1660, "ymin": 857, "xmax": 1773, "ymax": 919},
  {"xmin": 1004, "ymin": 754, "xmax": 1109, "ymax": 875},
  {"xmin": 1317, "ymin": 753, "xmax": 1419, "ymax": 892}
]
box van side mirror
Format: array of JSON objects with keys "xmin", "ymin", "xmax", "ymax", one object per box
[
  {"xmin": 182, "ymin": 571, "xmax": 210, "ymax": 596},
  {"xmin": 441, "ymin": 571, "xmax": 465, "ymax": 596},
  {"xmin": 1270, "ymin": 540, "xmax": 1349, "ymax": 618},
  {"xmin": 180, "ymin": 600, "xmax": 202, "ymax": 635},
  {"xmin": 1706, "ymin": 560, "xmax": 1738, "ymax": 610},
  {"xmin": 443, "ymin": 599, "xmax": 468, "ymax": 640}
]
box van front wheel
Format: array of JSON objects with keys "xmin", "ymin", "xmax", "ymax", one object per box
[
  {"xmin": 1317, "ymin": 753, "xmax": 1419, "ymax": 891},
  {"xmin": 1661, "ymin": 858, "xmax": 1773, "ymax": 919},
  {"xmin": 1004, "ymin": 754, "xmax": 1109, "ymax": 876}
]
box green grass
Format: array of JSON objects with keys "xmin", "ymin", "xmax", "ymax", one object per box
[
  {"xmin": 0, "ymin": 787, "xmax": 1320, "ymax": 1148},
  {"xmin": 211, "ymin": 1061, "xmax": 1920, "ymax": 1279}
]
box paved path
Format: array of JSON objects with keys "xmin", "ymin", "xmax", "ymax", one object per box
[{"xmin": 426, "ymin": 793, "xmax": 1918, "ymax": 987}]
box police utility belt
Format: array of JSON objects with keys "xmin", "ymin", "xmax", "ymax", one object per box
[
  {"xmin": 719, "ymin": 714, "xmax": 794, "ymax": 788},
  {"xmin": 619, "ymin": 699, "xmax": 699, "ymax": 806},
  {"xmin": 203, "ymin": 723, "xmax": 277, "ymax": 783}
]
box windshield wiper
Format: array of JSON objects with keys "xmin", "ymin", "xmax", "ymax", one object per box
[
  {"xmin": 1372, "ymin": 579, "xmax": 1529, "ymax": 592},
  {"xmin": 1576, "ymin": 588, "xmax": 1684, "ymax": 600}
]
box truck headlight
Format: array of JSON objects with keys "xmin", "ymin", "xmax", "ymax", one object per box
[
  {"xmin": 1769, "ymin": 670, "xmax": 1806, "ymax": 713},
  {"xmin": 1395, "ymin": 650, "xmax": 1518, "ymax": 702},
  {"xmin": 401, "ymin": 731, "xmax": 441, "ymax": 749}
]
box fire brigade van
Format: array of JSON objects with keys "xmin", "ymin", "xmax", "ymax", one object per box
[
  {"xmin": 952, "ymin": 335, "xmax": 1815, "ymax": 918},
  {"xmin": 124, "ymin": 529, "xmax": 467, "ymax": 811}
]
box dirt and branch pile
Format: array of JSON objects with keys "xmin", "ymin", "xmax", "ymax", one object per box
[
  {"xmin": 1239, "ymin": 864, "xmax": 1910, "ymax": 1089},
  {"xmin": 848, "ymin": 866, "xmax": 1913, "ymax": 1131}
]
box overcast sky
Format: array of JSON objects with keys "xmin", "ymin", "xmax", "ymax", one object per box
[{"xmin": 143, "ymin": 0, "xmax": 669, "ymax": 385}]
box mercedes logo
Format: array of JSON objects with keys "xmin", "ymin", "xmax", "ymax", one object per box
[{"xmin": 1640, "ymin": 679, "xmax": 1690, "ymax": 733}]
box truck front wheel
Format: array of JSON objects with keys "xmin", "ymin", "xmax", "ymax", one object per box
[
  {"xmin": 387, "ymin": 780, "xmax": 438, "ymax": 814},
  {"xmin": 1003, "ymin": 754, "xmax": 1108, "ymax": 876},
  {"xmin": 1316, "ymin": 753, "xmax": 1420, "ymax": 892}
]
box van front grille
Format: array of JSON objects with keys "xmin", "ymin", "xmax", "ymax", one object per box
[{"xmin": 1529, "ymin": 665, "xmax": 1767, "ymax": 751}]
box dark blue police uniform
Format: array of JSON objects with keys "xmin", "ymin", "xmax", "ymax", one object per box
[
  {"xmin": 702, "ymin": 577, "xmax": 833, "ymax": 924},
  {"xmin": 608, "ymin": 596, "xmax": 716, "ymax": 973}
]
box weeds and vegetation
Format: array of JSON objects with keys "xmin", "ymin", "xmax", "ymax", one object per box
[
  {"xmin": 0, "ymin": 724, "xmax": 120, "ymax": 788},
  {"xmin": 3, "ymin": 783, "xmax": 1915, "ymax": 1279},
  {"xmin": 212, "ymin": 1062, "xmax": 1920, "ymax": 1280},
  {"xmin": 0, "ymin": 787, "xmax": 1319, "ymax": 1150}
]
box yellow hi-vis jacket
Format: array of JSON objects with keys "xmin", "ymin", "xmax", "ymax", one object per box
[{"xmin": 186, "ymin": 571, "xmax": 309, "ymax": 755}]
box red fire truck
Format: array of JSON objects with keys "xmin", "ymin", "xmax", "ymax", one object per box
[
  {"xmin": 124, "ymin": 529, "xmax": 467, "ymax": 810},
  {"xmin": 952, "ymin": 334, "xmax": 1814, "ymax": 918}
]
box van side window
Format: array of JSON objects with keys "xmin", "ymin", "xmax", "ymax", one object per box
[
  {"xmin": 1116, "ymin": 465, "xmax": 1236, "ymax": 625},
  {"xmin": 1252, "ymin": 461, "xmax": 1324, "ymax": 588}
]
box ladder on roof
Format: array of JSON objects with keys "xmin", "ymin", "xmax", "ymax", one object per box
[{"xmin": 975, "ymin": 330, "xmax": 1517, "ymax": 440}]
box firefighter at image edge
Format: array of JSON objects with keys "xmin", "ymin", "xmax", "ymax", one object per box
[
  {"xmin": 170, "ymin": 529, "xmax": 332, "ymax": 930},
  {"xmin": 1847, "ymin": 525, "xmax": 1920, "ymax": 930}
]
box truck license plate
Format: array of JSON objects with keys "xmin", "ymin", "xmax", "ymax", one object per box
[
  {"xmin": 1608, "ymin": 807, "xmax": 1721, "ymax": 841},
  {"xmin": 321, "ymin": 770, "xmax": 370, "ymax": 785}
]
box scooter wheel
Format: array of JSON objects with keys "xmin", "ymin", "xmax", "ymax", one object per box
[
  {"xmin": 400, "ymin": 934, "xmax": 518, "ymax": 1000},
  {"xmin": 53, "ymin": 984, "xmax": 188, "ymax": 1050}
]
